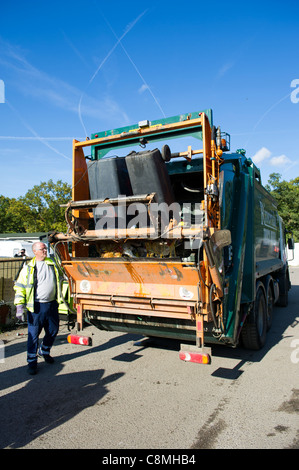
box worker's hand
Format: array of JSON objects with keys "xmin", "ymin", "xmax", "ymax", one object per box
[{"xmin": 16, "ymin": 305, "xmax": 26, "ymax": 322}]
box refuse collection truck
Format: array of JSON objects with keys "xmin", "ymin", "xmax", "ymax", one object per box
[{"xmin": 50, "ymin": 109, "xmax": 292, "ymax": 363}]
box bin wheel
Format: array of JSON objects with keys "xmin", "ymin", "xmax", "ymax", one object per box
[{"xmin": 161, "ymin": 145, "xmax": 171, "ymax": 162}]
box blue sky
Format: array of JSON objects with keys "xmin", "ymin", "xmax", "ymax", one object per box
[{"xmin": 0, "ymin": 0, "xmax": 299, "ymax": 199}]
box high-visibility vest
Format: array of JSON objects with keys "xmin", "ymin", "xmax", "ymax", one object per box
[{"xmin": 14, "ymin": 257, "xmax": 63, "ymax": 312}]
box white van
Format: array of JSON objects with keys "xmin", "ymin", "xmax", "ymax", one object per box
[{"xmin": 0, "ymin": 241, "xmax": 35, "ymax": 258}]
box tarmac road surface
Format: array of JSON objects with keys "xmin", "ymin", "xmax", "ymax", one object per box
[{"xmin": 1, "ymin": 268, "xmax": 299, "ymax": 450}]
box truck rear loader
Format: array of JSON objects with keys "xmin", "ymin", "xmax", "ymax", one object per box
[{"xmin": 51, "ymin": 109, "xmax": 292, "ymax": 364}]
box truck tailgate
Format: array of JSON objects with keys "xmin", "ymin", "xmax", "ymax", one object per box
[{"xmin": 62, "ymin": 259, "xmax": 200, "ymax": 319}]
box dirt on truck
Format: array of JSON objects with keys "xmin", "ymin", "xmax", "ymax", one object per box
[{"xmin": 50, "ymin": 109, "xmax": 293, "ymax": 364}]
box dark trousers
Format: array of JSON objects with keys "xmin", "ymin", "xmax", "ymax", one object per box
[{"xmin": 27, "ymin": 300, "xmax": 59, "ymax": 366}]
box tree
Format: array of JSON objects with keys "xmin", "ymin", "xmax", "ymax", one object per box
[
  {"xmin": 20, "ymin": 179, "xmax": 71, "ymax": 232},
  {"xmin": 0, "ymin": 180, "xmax": 71, "ymax": 234},
  {"xmin": 0, "ymin": 196, "xmax": 27, "ymax": 232},
  {"xmin": 266, "ymin": 173, "xmax": 299, "ymax": 242}
]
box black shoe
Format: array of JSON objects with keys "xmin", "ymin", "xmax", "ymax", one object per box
[
  {"xmin": 42, "ymin": 354, "xmax": 54, "ymax": 364},
  {"xmin": 28, "ymin": 365, "xmax": 37, "ymax": 375},
  {"xmin": 38, "ymin": 348, "xmax": 54, "ymax": 363}
]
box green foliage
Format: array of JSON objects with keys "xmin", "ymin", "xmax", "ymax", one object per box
[
  {"xmin": 0, "ymin": 180, "xmax": 71, "ymax": 233},
  {"xmin": 266, "ymin": 173, "xmax": 299, "ymax": 242},
  {"xmin": 0, "ymin": 196, "xmax": 26, "ymax": 232}
]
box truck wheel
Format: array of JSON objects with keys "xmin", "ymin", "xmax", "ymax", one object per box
[
  {"xmin": 241, "ymin": 283, "xmax": 267, "ymax": 350},
  {"xmin": 265, "ymin": 277, "xmax": 274, "ymax": 331},
  {"xmin": 277, "ymin": 271, "xmax": 289, "ymax": 307}
]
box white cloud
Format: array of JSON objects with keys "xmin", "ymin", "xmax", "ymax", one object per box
[
  {"xmin": 252, "ymin": 146, "xmax": 292, "ymax": 169},
  {"xmin": 252, "ymin": 147, "xmax": 271, "ymax": 164},
  {"xmin": 270, "ymin": 154, "xmax": 291, "ymax": 166}
]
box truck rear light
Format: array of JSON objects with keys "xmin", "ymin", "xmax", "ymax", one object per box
[
  {"xmin": 179, "ymin": 350, "xmax": 211, "ymax": 364},
  {"xmin": 67, "ymin": 334, "xmax": 92, "ymax": 346}
]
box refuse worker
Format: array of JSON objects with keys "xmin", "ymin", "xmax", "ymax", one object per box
[{"xmin": 14, "ymin": 241, "xmax": 62, "ymax": 375}]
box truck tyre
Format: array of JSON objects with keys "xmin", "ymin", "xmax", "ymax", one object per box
[
  {"xmin": 265, "ymin": 276, "xmax": 274, "ymax": 331},
  {"xmin": 277, "ymin": 270, "xmax": 289, "ymax": 307},
  {"xmin": 241, "ymin": 282, "xmax": 267, "ymax": 350}
]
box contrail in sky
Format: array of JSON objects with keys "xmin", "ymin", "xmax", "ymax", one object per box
[
  {"xmin": 78, "ymin": 10, "xmax": 148, "ymax": 137},
  {"xmin": 102, "ymin": 13, "xmax": 166, "ymax": 118},
  {"xmin": 244, "ymin": 91, "xmax": 293, "ymax": 148},
  {"xmin": 6, "ymin": 100, "xmax": 72, "ymax": 161}
]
